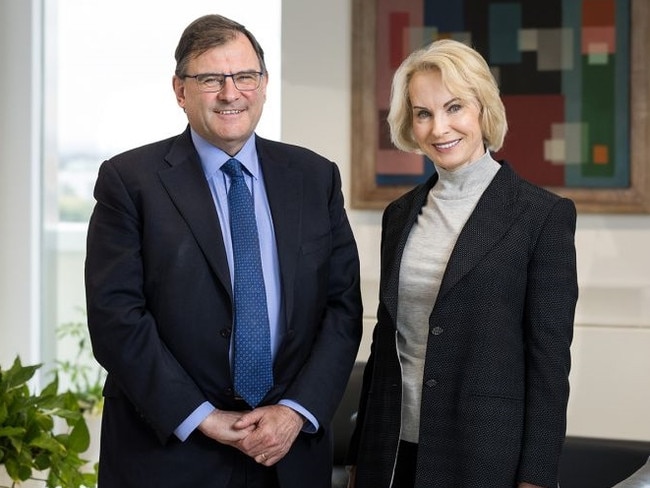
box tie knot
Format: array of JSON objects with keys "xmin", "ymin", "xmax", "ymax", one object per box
[{"xmin": 222, "ymin": 158, "xmax": 244, "ymax": 179}]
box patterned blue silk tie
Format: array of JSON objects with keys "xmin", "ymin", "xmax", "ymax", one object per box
[{"xmin": 221, "ymin": 158, "xmax": 273, "ymax": 407}]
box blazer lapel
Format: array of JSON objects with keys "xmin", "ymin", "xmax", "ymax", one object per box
[
  {"xmin": 158, "ymin": 130, "xmax": 232, "ymax": 296},
  {"xmin": 437, "ymin": 162, "xmax": 526, "ymax": 301},
  {"xmin": 381, "ymin": 178, "xmax": 435, "ymax": 327}
]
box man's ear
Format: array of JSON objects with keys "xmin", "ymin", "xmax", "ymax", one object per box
[{"xmin": 172, "ymin": 75, "xmax": 186, "ymax": 109}]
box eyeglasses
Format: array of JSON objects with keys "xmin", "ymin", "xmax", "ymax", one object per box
[{"xmin": 181, "ymin": 71, "xmax": 264, "ymax": 93}]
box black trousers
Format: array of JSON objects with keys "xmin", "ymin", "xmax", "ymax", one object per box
[
  {"xmin": 223, "ymin": 397, "xmax": 279, "ymax": 488},
  {"xmin": 391, "ymin": 440, "xmax": 418, "ymax": 488},
  {"xmin": 226, "ymin": 449, "xmax": 280, "ymax": 488}
]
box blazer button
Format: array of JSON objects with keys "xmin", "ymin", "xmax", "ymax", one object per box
[
  {"xmin": 220, "ymin": 328, "xmax": 232, "ymax": 338},
  {"xmin": 424, "ymin": 378, "xmax": 438, "ymax": 388},
  {"xmin": 431, "ymin": 326, "xmax": 443, "ymax": 336}
]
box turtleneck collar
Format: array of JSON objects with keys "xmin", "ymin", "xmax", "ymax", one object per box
[{"xmin": 431, "ymin": 150, "xmax": 501, "ymax": 200}]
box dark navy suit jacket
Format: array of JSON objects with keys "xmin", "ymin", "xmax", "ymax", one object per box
[{"xmin": 85, "ymin": 128, "xmax": 362, "ymax": 487}]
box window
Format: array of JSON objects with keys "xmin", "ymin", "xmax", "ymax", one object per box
[{"xmin": 42, "ymin": 0, "xmax": 281, "ymax": 370}]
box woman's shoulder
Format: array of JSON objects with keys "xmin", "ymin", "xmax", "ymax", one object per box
[{"xmin": 498, "ymin": 160, "xmax": 575, "ymax": 211}]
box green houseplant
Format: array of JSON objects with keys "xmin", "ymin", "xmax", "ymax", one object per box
[
  {"xmin": 55, "ymin": 319, "xmax": 105, "ymax": 416},
  {"xmin": 0, "ymin": 356, "xmax": 98, "ymax": 488}
]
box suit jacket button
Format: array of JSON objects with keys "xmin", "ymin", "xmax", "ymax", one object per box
[
  {"xmin": 220, "ymin": 328, "xmax": 232, "ymax": 338},
  {"xmin": 425, "ymin": 378, "xmax": 438, "ymax": 387},
  {"xmin": 431, "ymin": 326, "xmax": 443, "ymax": 336}
]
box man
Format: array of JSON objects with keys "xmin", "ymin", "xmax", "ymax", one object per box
[{"xmin": 85, "ymin": 14, "xmax": 362, "ymax": 488}]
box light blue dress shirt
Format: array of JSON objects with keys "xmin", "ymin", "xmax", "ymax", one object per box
[{"xmin": 174, "ymin": 130, "xmax": 318, "ymax": 441}]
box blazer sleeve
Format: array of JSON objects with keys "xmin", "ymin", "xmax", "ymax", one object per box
[{"xmin": 517, "ymin": 197, "xmax": 578, "ymax": 487}]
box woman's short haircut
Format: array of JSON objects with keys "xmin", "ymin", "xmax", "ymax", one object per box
[{"xmin": 388, "ymin": 38, "xmax": 508, "ymax": 153}]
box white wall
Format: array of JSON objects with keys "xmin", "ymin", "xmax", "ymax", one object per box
[
  {"xmin": 0, "ymin": 0, "xmax": 42, "ymax": 367},
  {"xmin": 1, "ymin": 0, "xmax": 649, "ymax": 442}
]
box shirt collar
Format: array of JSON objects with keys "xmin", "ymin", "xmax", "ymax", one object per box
[{"xmin": 191, "ymin": 129, "xmax": 260, "ymax": 180}]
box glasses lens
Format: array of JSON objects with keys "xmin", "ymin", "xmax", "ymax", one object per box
[
  {"xmin": 190, "ymin": 72, "xmax": 262, "ymax": 92},
  {"xmin": 196, "ymin": 74, "xmax": 224, "ymax": 92},
  {"xmin": 233, "ymin": 72, "xmax": 261, "ymax": 91}
]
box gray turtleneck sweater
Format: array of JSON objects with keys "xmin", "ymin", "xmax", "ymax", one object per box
[{"xmin": 396, "ymin": 151, "xmax": 500, "ymax": 443}]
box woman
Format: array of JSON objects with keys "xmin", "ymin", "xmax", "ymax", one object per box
[{"xmin": 347, "ymin": 39, "xmax": 578, "ymax": 488}]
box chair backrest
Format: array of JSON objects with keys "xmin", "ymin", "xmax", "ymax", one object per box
[
  {"xmin": 332, "ymin": 361, "xmax": 366, "ymax": 464},
  {"xmin": 559, "ymin": 437, "xmax": 650, "ymax": 488},
  {"xmin": 612, "ymin": 456, "xmax": 650, "ymax": 487}
]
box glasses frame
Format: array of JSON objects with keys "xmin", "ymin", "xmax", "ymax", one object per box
[{"xmin": 181, "ymin": 71, "xmax": 264, "ymax": 93}]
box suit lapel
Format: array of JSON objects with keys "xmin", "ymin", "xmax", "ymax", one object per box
[
  {"xmin": 256, "ymin": 139, "xmax": 302, "ymax": 326},
  {"xmin": 437, "ymin": 162, "xmax": 525, "ymax": 301},
  {"xmin": 158, "ymin": 130, "xmax": 232, "ymax": 296}
]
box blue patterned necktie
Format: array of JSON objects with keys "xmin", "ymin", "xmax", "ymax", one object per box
[{"xmin": 221, "ymin": 158, "xmax": 273, "ymax": 407}]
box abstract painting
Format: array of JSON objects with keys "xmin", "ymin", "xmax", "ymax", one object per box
[{"xmin": 351, "ymin": 0, "xmax": 650, "ymax": 212}]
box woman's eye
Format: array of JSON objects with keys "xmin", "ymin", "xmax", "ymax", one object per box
[
  {"xmin": 416, "ymin": 110, "xmax": 430, "ymax": 119},
  {"xmin": 448, "ymin": 104, "xmax": 462, "ymax": 113}
]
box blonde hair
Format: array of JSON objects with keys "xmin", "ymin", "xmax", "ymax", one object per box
[{"xmin": 388, "ymin": 38, "xmax": 507, "ymax": 153}]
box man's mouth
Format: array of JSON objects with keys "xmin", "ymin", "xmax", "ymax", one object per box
[{"xmin": 216, "ymin": 109, "xmax": 244, "ymax": 115}]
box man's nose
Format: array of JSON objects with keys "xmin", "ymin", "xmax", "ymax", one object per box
[{"xmin": 218, "ymin": 76, "xmax": 240, "ymax": 100}]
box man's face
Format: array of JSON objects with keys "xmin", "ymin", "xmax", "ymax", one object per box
[{"xmin": 173, "ymin": 33, "xmax": 267, "ymax": 155}]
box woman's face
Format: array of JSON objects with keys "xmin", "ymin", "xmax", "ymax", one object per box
[{"xmin": 408, "ymin": 69, "xmax": 485, "ymax": 171}]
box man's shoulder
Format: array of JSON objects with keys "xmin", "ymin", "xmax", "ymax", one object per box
[
  {"xmin": 110, "ymin": 132, "xmax": 186, "ymax": 163},
  {"xmin": 255, "ymin": 136, "xmax": 332, "ymax": 165}
]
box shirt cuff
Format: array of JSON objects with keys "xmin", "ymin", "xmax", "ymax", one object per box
[
  {"xmin": 174, "ymin": 401, "xmax": 215, "ymax": 441},
  {"xmin": 279, "ymin": 399, "xmax": 319, "ymax": 433}
]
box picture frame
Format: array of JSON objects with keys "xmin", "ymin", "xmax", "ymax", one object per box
[{"xmin": 351, "ymin": 0, "xmax": 650, "ymax": 213}]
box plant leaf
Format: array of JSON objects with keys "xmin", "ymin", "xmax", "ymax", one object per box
[
  {"xmin": 30, "ymin": 432, "xmax": 66, "ymax": 456},
  {"xmin": 4, "ymin": 456, "xmax": 32, "ymax": 482},
  {"xmin": 0, "ymin": 426, "xmax": 26, "ymax": 438},
  {"xmin": 2, "ymin": 357, "xmax": 41, "ymax": 390},
  {"xmin": 66, "ymin": 416, "xmax": 91, "ymax": 453}
]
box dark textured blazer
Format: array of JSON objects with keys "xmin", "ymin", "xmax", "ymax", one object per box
[
  {"xmin": 348, "ymin": 162, "xmax": 578, "ymax": 488},
  {"xmin": 85, "ymin": 128, "xmax": 363, "ymax": 488}
]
